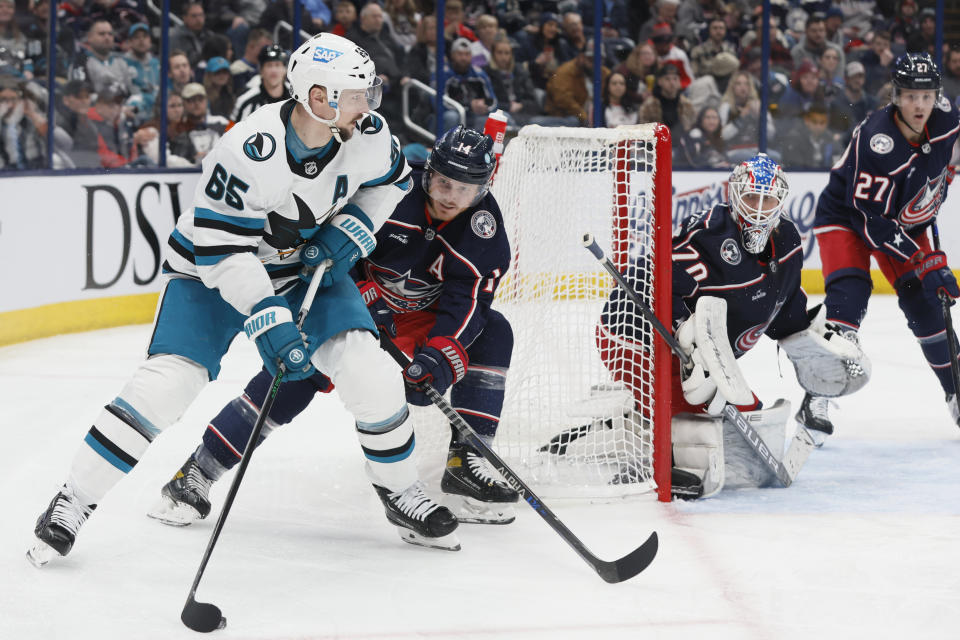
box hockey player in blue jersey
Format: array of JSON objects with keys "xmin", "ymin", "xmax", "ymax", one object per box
[
  {"xmin": 28, "ymin": 32, "xmax": 461, "ymax": 566},
  {"xmin": 145, "ymin": 125, "xmax": 521, "ymax": 531},
  {"xmin": 802, "ymin": 52, "xmax": 960, "ymax": 441}
]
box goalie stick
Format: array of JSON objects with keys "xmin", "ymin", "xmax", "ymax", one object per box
[
  {"xmin": 931, "ymin": 222, "xmax": 960, "ymax": 401},
  {"xmin": 181, "ymin": 261, "xmax": 329, "ymax": 633},
  {"xmin": 581, "ymin": 233, "xmax": 815, "ymax": 488},
  {"xmin": 379, "ymin": 335, "xmax": 658, "ymax": 584}
]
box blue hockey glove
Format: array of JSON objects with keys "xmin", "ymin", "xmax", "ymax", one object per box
[
  {"xmin": 244, "ymin": 296, "xmax": 316, "ymax": 381},
  {"xmin": 357, "ymin": 280, "xmax": 396, "ymax": 337},
  {"xmin": 402, "ymin": 336, "xmax": 468, "ymax": 406},
  {"xmin": 912, "ymin": 250, "xmax": 960, "ymax": 305},
  {"xmin": 301, "ymin": 206, "xmax": 376, "ymax": 288}
]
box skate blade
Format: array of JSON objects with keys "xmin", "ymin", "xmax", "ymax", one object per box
[
  {"xmin": 396, "ymin": 527, "xmax": 461, "ymax": 551},
  {"xmin": 147, "ymin": 496, "xmax": 201, "ymax": 527},
  {"xmin": 26, "ymin": 540, "xmax": 58, "ymax": 568},
  {"xmin": 455, "ymin": 498, "xmax": 516, "ymax": 525},
  {"xmin": 806, "ymin": 428, "xmax": 829, "ymax": 448}
]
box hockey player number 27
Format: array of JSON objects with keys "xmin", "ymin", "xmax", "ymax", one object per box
[
  {"xmin": 854, "ymin": 172, "xmax": 890, "ymax": 203},
  {"xmin": 204, "ymin": 163, "xmax": 250, "ymax": 211}
]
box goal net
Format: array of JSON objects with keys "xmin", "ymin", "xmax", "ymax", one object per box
[{"xmin": 412, "ymin": 124, "xmax": 673, "ymax": 502}]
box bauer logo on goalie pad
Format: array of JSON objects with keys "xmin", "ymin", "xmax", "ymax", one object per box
[
  {"xmin": 470, "ymin": 210, "xmax": 496, "ymax": 238},
  {"xmin": 720, "ymin": 238, "xmax": 741, "ymax": 265}
]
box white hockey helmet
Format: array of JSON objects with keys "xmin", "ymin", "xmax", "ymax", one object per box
[
  {"xmin": 727, "ymin": 153, "xmax": 789, "ymax": 254},
  {"xmin": 287, "ymin": 33, "xmax": 382, "ymax": 135}
]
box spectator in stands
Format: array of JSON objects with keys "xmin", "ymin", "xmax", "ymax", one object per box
[
  {"xmin": 383, "ymin": 0, "xmax": 419, "ymax": 53},
  {"xmin": 167, "ymin": 49, "xmax": 194, "ymax": 97},
  {"xmin": 170, "ymin": 2, "xmax": 213, "ymax": 67},
  {"xmin": 638, "ymin": 0, "xmax": 679, "ymax": 44},
  {"xmin": 559, "ymin": 11, "xmax": 586, "ymax": 56},
  {"xmin": 829, "ymin": 60, "xmax": 876, "ymax": 145},
  {"xmin": 230, "ymin": 27, "xmax": 271, "ymax": 93},
  {"xmin": 258, "ymin": 0, "xmax": 321, "ymax": 49},
  {"xmin": 719, "ymin": 69, "xmax": 775, "ymax": 162},
  {"xmin": 887, "ymin": 0, "xmax": 918, "ymax": 53},
  {"xmin": 818, "ymin": 46, "xmax": 844, "ymax": 99},
  {"xmin": 484, "ymin": 37, "xmax": 539, "ymax": 127},
  {"xmin": 202, "ymin": 56, "xmax": 235, "ymax": 119},
  {"xmin": 349, "ymin": 2, "xmax": 405, "ymax": 128},
  {"xmin": 579, "ymin": 0, "xmax": 628, "ymax": 38},
  {"xmin": 181, "ymin": 81, "xmax": 228, "ymax": 162},
  {"xmin": 87, "ymin": 83, "xmax": 149, "ymax": 168},
  {"xmin": 906, "ymin": 7, "xmax": 935, "ymax": 55},
  {"xmin": 602, "ymin": 71, "xmax": 638, "ymax": 127},
  {"xmin": 0, "ymin": 0, "xmax": 27, "ymax": 64},
  {"xmin": 470, "ymin": 14, "xmax": 498, "ymax": 68},
  {"xmin": 686, "ymin": 50, "xmax": 738, "ymax": 114},
  {"xmin": 778, "ymin": 60, "xmax": 824, "ymax": 120},
  {"xmin": 823, "ymin": 7, "xmax": 846, "ymax": 50},
  {"xmin": 942, "ymin": 48, "xmax": 960, "ymax": 104},
  {"xmin": 443, "ymin": 0, "xmax": 476, "ymax": 45},
  {"xmin": 791, "ymin": 13, "xmax": 844, "ymax": 74},
  {"xmin": 638, "ymin": 64, "xmax": 694, "ymax": 146},
  {"xmin": 231, "ymin": 44, "xmax": 289, "ymax": 121},
  {"xmin": 649, "ymin": 22, "xmax": 693, "ymax": 89},
  {"xmin": 19, "ymin": 0, "xmax": 60, "ymax": 80},
  {"xmin": 613, "ymin": 42, "xmax": 656, "ymax": 105},
  {"xmin": 0, "ymin": 75, "xmax": 45, "ymax": 170},
  {"xmin": 676, "ymin": 0, "xmax": 724, "ymax": 46},
  {"xmin": 84, "ymin": 0, "xmax": 148, "ymax": 41},
  {"xmin": 545, "ymin": 40, "xmax": 609, "ymax": 126},
  {"xmin": 206, "ymin": 0, "xmax": 269, "ymax": 59},
  {"xmin": 55, "ymin": 79, "xmax": 99, "ymax": 168},
  {"xmin": 74, "ymin": 19, "xmax": 138, "ymax": 97},
  {"xmin": 689, "ymin": 16, "xmax": 735, "ymax": 77},
  {"xmin": 861, "ymin": 30, "xmax": 894, "ymax": 95},
  {"xmin": 404, "ymin": 13, "xmax": 436, "ymax": 86},
  {"xmin": 740, "ymin": 8, "xmax": 793, "ymax": 73},
  {"xmin": 328, "ymin": 1, "xmax": 358, "ymax": 37},
  {"xmin": 135, "ymin": 91, "xmax": 196, "ymax": 166},
  {"xmin": 122, "ymin": 23, "xmax": 159, "ymax": 125},
  {"xmin": 778, "ymin": 102, "xmax": 834, "ymax": 169},
  {"xmin": 685, "ymin": 105, "xmax": 729, "ymax": 168},
  {"xmin": 441, "ymin": 36, "xmax": 497, "ymax": 130},
  {"xmin": 515, "ymin": 11, "xmax": 570, "ymax": 90}
]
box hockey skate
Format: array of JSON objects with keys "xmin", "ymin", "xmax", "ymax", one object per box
[
  {"xmin": 947, "ymin": 394, "xmax": 960, "ymax": 428},
  {"xmin": 374, "ymin": 481, "xmax": 460, "ymax": 551},
  {"xmin": 441, "ymin": 442, "xmax": 519, "ymax": 525},
  {"xmin": 795, "ymin": 392, "xmax": 835, "ymax": 447},
  {"xmin": 27, "ymin": 486, "xmax": 96, "ymax": 568},
  {"xmin": 147, "ymin": 455, "xmax": 214, "ymax": 527}
]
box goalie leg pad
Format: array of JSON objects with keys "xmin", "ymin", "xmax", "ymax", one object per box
[
  {"xmin": 672, "ymin": 413, "xmax": 725, "ymax": 498},
  {"xmin": 721, "ymin": 399, "xmax": 790, "ymax": 489},
  {"xmin": 779, "ymin": 305, "xmax": 871, "ymax": 397}
]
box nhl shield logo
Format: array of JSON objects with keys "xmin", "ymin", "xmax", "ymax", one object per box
[
  {"xmin": 720, "ymin": 238, "xmax": 741, "ymax": 265},
  {"xmin": 870, "ymin": 133, "xmax": 894, "ymax": 155},
  {"xmin": 304, "ymin": 161, "xmax": 318, "ymax": 176},
  {"xmin": 424, "ymin": 228, "xmax": 436, "ymax": 241},
  {"xmin": 470, "ymin": 210, "xmax": 497, "ymax": 238}
]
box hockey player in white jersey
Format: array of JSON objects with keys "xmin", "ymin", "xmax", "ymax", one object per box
[{"xmin": 27, "ymin": 33, "xmax": 458, "ymax": 567}]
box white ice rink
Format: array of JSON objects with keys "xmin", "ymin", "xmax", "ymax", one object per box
[{"xmin": 1, "ymin": 296, "xmax": 958, "ymax": 640}]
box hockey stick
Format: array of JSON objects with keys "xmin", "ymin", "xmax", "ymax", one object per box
[
  {"xmin": 582, "ymin": 233, "xmax": 812, "ymax": 488},
  {"xmin": 379, "ymin": 335, "xmax": 658, "ymax": 583},
  {"xmin": 931, "ymin": 222, "xmax": 960, "ymax": 401},
  {"xmin": 181, "ymin": 261, "xmax": 329, "ymax": 633}
]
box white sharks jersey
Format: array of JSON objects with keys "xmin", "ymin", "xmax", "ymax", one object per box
[{"xmin": 163, "ymin": 100, "xmax": 411, "ymax": 315}]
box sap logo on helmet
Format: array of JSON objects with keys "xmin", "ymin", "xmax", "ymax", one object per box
[{"xmin": 313, "ymin": 46, "xmax": 343, "ymax": 63}]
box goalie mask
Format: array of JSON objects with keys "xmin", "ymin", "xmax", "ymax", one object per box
[
  {"xmin": 287, "ymin": 33, "xmax": 382, "ymax": 141},
  {"xmin": 727, "ymin": 154, "xmax": 789, "ymax": 254},
  {"xmin": 423, "ymin": 126, "xmax": 496, "ymax": 213}
]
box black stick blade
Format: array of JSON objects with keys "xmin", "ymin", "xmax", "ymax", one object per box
[
  {"xmin": 182, "ymin": 596, "xmax": 226, "ymax": 632},
  {"xmin": 596, "ymin": 531, "xmax": 659, "ymax": 584}
]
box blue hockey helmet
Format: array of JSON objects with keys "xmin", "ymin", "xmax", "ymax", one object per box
[
  {"xmin": 423, "ymin": 126, "xmax": 496, "ymax": 209},
  {"xmin": 727, "ymin": 153, "xmax": 789, "ymax": 254},
  {"xmin": 892, "ymin": 52, "xmax": 941, "ymax": 94}
]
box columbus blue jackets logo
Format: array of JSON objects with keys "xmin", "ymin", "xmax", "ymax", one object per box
[
  {"xmin": 470, "ymin": 210, "xmax": 497, "ymax": 238},
  {"xmin": 243, "ymin": 132, "xmax": 276, "ymax": 161},
  {"xmin": 899, "ymin": 171, "xmax": 948, "ymax": 227},
  {"xmin": 869, "ymin": 133, "xmax": 893, "ymax": 155},
  {"xmin": 368, "ymin": 265, "xmax": 443, "ymax": 311},
  {"xmin": 720, "ymin": 238, "xmax": 741, "ymax": 265}
]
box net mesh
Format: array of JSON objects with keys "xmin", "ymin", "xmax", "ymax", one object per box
[{"xmin": 412, "ymin": 124, "xmax": 665, "ymax": 499}]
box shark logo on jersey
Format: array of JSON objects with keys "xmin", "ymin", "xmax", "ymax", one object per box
[
  {"xmin": 358, "ymin": 113, "xmax": 383, "ymax": 135},
  {"xmin": 243, "ymin": 132, "xmax": 276, "ymax": 161},
  {"xmin": 720, "ymin": 238, "xmax": 742, "ymax": 265},
  {"xmin": 369, "ymin": 265, "xmax": 443, "ymax": 311},
  {"xmin": 471, "ymin": 210, "xmax": 497, "ymax": 238},
  {"xmin": 900, "ymin": 170, "xmax": 948, "ymax": 227},
  {"xmin": 313, "ymin": 47, "xmax": 343, "ymax": 63},
  {"xmin": 870, "ymin": 133, "xmax": 894, "ymax": 155}
]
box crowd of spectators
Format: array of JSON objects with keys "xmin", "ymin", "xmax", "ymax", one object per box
[{"xmin": 0, "ymin": 0, "xmax": 957, "ymax": 171}]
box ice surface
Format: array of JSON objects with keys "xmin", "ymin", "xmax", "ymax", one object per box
[{"xmin": 1, "ymin": 297, "xmax": 958, "ymax": 639}]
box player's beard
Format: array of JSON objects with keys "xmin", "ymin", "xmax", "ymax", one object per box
[{"xmin": 336, "ymin": 117, "xmax": 361, "ymax": 141}]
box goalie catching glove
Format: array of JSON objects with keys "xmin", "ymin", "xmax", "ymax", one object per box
[
  {"xmin": 402, "ymin": 336, "xmax": 468, "ymax": 405},
  {"xmin": 301, "ymin": 205, "xmax": 377, "ymax": 288},
  {"xmin": 244, "ymin": 296, "xmax": 316, "ymax": 381}
]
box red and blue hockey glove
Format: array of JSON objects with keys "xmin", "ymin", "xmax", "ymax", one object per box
[
  {"xmin": 912, "ymin": 250, "xmax": 960, "ymax": 305},
  {"xmin": 402, "ymin": 336, "xmax": 468, "ymax": 406},
  {"xmin": 357, "ymin": 280, "xmax": 396, "ymax": 337},
  {"xmin": 244, "ymin": 296, "xmax": 316, "ymax": 381},
  {"xmin": 301, "ymin": 205, "xmax": 376, "ymax": 288}
]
